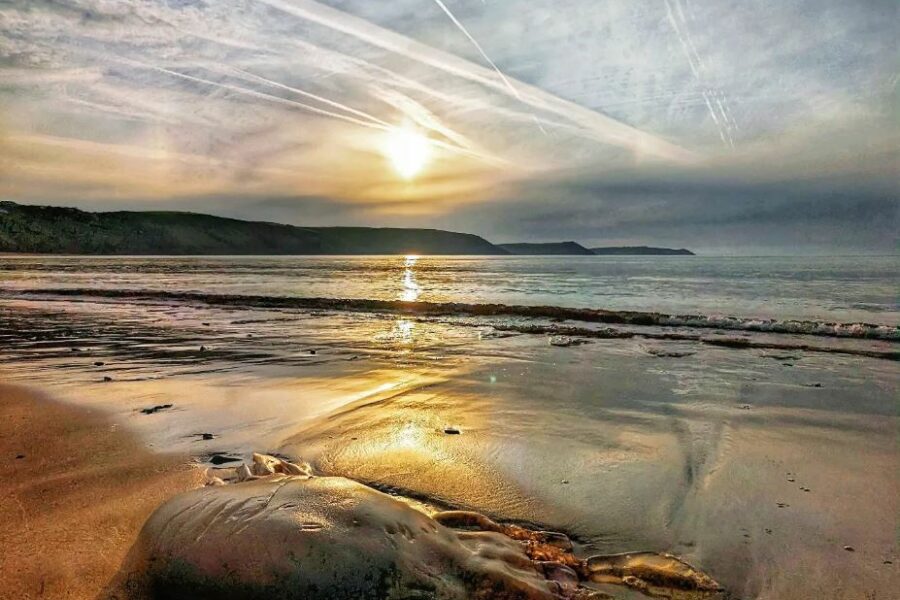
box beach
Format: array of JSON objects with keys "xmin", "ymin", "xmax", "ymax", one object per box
[
  {"xmin": 0, "ymin": 255, "xmax": 897, "ymax": 599},
  {"xmin": 0, "ymin": 384, "xmax": 201, "ymax": 599}
]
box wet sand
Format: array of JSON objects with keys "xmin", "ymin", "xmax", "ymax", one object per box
[
  {"xmin": 0, "ymin": 384, "xmax": 201, "ymax": 599},
  {"xmin": 0, "ymin": 296, "xmax": 897, "ymax": 599}
]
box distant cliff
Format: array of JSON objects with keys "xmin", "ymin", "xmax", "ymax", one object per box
[
  {"xmin": 0, "ymin": 202, "xmax": 507, "ymax": 255},
  {"xmin": 590, "ymin": 246, "xmax": 695, "ymax": 256},
  {"xmin": 498, "ymin": 242, "xmax": 594, "ymax": 255}
]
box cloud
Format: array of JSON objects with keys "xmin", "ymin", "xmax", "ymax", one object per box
[{"xmin": 0, "ymin": 0, "xmax": 897, "ymax": 252}]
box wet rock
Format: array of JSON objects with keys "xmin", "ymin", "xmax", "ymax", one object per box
[
  {"xmin": 106, "ymin": 455, "xmax": 723, "ymax": 600},
  {"xmin": 140, "ymin": 404, "xmax": 173, "ymax": 415},
  {"xmin": 207, "ymin": 453, "xmax": 241, "ymax": 465},
  {"xmin": 111, "ymin": 477, "xmax": 572, "ymax": 600},
  {"xmin": 645, "ymin": 347, "xmax": 696, "ymax": 358},
  {"xmin": 548, "ymin": 335, "xmax": 588, "ymax": 347},
  {"xmin": 585, "ymin": 552, "xmax": 721, "ymax": 592}
]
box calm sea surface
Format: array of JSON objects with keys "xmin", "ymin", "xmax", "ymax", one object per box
[{"xmin": 0, "ymin": 255, "xmax": 896, "ymax": 325}]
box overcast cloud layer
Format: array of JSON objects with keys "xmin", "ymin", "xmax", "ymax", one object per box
[{"xmin": 1, "ymin": 0, "xmax": 897, "ymax": 253}]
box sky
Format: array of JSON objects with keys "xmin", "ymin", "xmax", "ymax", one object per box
[{"xmin": 0, "ymin": 0, "xmax": 897, "ymax": 254}]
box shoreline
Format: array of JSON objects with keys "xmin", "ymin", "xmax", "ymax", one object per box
[{"xmin": 0, "ymin": 384, "xmax": 201, "ymax": 599}]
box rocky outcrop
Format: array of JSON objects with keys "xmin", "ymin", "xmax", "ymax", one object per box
[{"xmin": 108, "ymin": 454, "xmax": 722, "ymax": 600}]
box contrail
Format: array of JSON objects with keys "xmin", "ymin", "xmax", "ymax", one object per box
[
  {"xmin": 145, "ymin": 63, "xmax": 506, "ymax": 165},
  {"xmin": 430, "ymin": 0, "xmax": 521, "ymax": 100},
  {"xmin": 664, "ymin": 0, "xmax": 735, "ymax": 147},
  {"xmin": 216, "ymin": 65, "xmax": 391, "ymax": 128},
  {"xmin": 254, "ymin": 0, "xmax": 697, "ymax": 163}
]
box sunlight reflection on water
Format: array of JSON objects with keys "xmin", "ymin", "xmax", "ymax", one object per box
[{"xmin": 400, "ymin": 255, "xmax": 421, "ymax": 302}]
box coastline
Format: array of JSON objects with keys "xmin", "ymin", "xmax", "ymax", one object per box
[{"xmin": 0, "ymin": 384, "xmax": 201, "ymax": 599}]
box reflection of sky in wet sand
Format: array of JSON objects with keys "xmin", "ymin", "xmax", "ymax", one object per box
[{"xmin": 0, "ymin": 297, "xmax": 897, "ymax": 599}]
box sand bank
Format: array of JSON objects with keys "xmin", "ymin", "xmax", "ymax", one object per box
[{"xmin": 0, "ymin": 384, "xmax": 201, "ymax": 599}]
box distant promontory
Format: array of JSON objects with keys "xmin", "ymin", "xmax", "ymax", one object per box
[{"xmin": 0, "ymin": 202, "xmax": 694, "ymax": 256}]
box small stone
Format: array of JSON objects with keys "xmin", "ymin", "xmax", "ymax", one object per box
[
  {"xmin": 738, "ymin": 404, "xmax": 752, "ymax": 410},
  {"xmin": 561, "ymin": 479, "xmax": 569, "ymax": 485},
  {"xmin": 309, "ymin": 349, "xmax": 317, "ymax": 355},
  {"xmin": 202, "ymin": 322, "xmax": 210, "ymax": 326},
  {"xmin": 883, "ymin": 560, "xmax": 892, "ymax": 565},
  {"xmin": 208, "ymin": 453, "xmax": 241, "ymax": 465},
  {"xmin": 70, "ymin": 347, "xmax": 80, "ymax": 352},
  {"xmin": 201, "ymin": 433, "xmax": 214, "ymax": 440},
  {"xmin": 94, "ymin": 361, "xmax": 104, "ymax": 366},
  {"xmin": 843, "ymin": 546, "xmax": 855, "ymax": 552},
  {"xmin": 443, "ymin": 427, "xmax": 461, "ymax": 435},
  {"xmin": 103, "ymin": 376, "xmax": 113, "ymax": 382},
  {"xmin": 787, "ymin": 476, "xmax": 795, "ymax": 482},
  {"xmin": 15, "ymin": 454, "xmax": 25, "ymax": 459},
  {"xmin": 200, "ymin": 345, "xmax": 207, "ymax": 352}
]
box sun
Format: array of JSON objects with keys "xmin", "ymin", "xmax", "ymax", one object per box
[{"xmin": 384, "ymin": 125, "xmax": 431, "ymax": 180}]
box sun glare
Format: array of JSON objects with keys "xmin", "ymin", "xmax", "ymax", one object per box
[{"xmin": 384, "ymin": 125, "xmax": 431, "ymax": 180}]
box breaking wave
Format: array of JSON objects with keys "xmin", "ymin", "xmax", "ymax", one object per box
[{"xmin": 7, "ymin": 287, "xmax": 898, "ymax": 343}]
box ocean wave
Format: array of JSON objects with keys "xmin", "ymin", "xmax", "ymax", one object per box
[{"xmin": 6, "ymin": 287, "xmax": 899, "ymax": 343}]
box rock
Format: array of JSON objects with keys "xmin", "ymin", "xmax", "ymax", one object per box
[
  {"xmin": 199, "ymin": 345, "xmax": 206, "ymax": 352},
  {"xmin": 207, "ymin": 453, "xmax": 241, "ymax": 465},
  {"xmin": 105, "ymin": 456, "xmax": 723, "ymax": 600},
  {"xmin": 201, "ymin": 433, "xmax": 214, "ymax": 440},
  {"xmin": 586, "ymin": 552, "xmax": 721, "ymax": 592},
  {"xmin": 443, "ymin": 427, "xmax": 461, "ymax": 435},
  {"xmin": 103, "ymin": 376, "xmax": 113, "ymax": 382},
  {"xmin": 111, "ymin": 477, "xmax": 573, "ymax": 600},
  {"xmin": 140, "ymin": 404, "xmax": 173, "ymax": 415},
  {"xmin": 309, "ymin": 349, "xmax": 317, "ymax": 355},
  {"xmin": 15, "ymin": 454, "xmax": 25, "ymax": 459},
  {"xmin": 202, "ymin": 322, "xmax": 210, "ymax": 326},
  {"xmin": 94, "ymin": 361, "xmax": 105, "ymax": 366},
  {"xmin": 235, "ymin": 464, "xmax": 254, "ymax": 482},
  {"xmin": 843, "ymin": 546, "xmax": 855, "ymax": 552}
]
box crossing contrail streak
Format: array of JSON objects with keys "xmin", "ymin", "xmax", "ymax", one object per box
[
  {"xmin": 254, "ymin": 0, "xmax": 697, "ymax": 162},
  {"xmin": 430, "ymin": 0, "xmax": 522, "ymax": 101}
]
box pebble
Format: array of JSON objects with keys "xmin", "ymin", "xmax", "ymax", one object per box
[
  {"xmin": 309, "ymin": 349, "xmax": 317, "ymax": 355},
  {"xmin": 843, "ymin": 546, "xmax": 855, "ymax": 552},
  {"xmin": 201, "ymin": 433, "xmax": 215, "ymax": 440},
  {"xmin": 103, "ymin": 376, "xmax": 113, "ymax": 382},
  {"xmin": 443, "ymin": 427, "xmax": 461, "ymax": 435},
  {"xmin": 208, "ymin": 453, "xmax": 242, "ymax": 465},
  {"xmin": 16, "ymin": 454, "xmax": 25, "ymax": 459}
]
